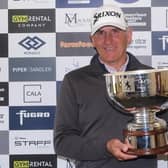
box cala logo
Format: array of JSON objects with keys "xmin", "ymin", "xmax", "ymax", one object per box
[{"xmin": 114, "ymin": 0, "xmax": 138, "ymax": 3}]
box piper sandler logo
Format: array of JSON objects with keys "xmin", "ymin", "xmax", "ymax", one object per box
[{"xmin": 14, "ymin": 160, "xmax": 29, "ymax": 168}]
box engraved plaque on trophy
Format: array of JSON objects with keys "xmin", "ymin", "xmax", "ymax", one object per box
[{"xmin": 105, "ymin": 69, "xmax": 168, "ymax": 155}]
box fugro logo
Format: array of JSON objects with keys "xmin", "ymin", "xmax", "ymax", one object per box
[
  {"xmin": 16, "ymin": 110, "xmax": 50, "ymax": 126},
  {"xmin": 19, "ymin": 36, "xmax": 46, "ymax": 50},
  {"xmin": 9, "ymin": 106, "xmax": 55, "ymax": 130},
  {"xmin": 114, "ymin": 0, "xmax": 138, "ymax": 3}
]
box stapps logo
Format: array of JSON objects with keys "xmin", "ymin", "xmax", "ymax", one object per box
[{"xmin": 18, "ymin": 36, "xmax": 46, "ymax": 50}]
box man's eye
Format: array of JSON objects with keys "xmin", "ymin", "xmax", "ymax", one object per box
[
  {"xmin": 97, "ymin": 30, "xmax": 104, "ymax": 35},
  {"xmin": 111, "ymin": 29, "xmax": 120, "ymax": 33}
]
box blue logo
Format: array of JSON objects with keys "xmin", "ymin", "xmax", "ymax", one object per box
[
  {"xmin": 19, "ymin": 36, "xmax": 46, "ymax": 50},
  {"xmin": 9, "ymin": 106, "xmax": 56, "ymax": 130},
  {"xmin": 114, "ymin": 0, "xmax": 138, "ymax": 3},
  {"xmin": 152, "ymin": 31, "xmax": 168, "ymax": 55}
]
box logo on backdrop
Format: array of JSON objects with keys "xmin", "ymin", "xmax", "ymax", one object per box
[
  {"xmin": 12, "ymin": 0, "xmax": 49, "ymax": 2},
  {"xmin": 114, "ymin": 0, "xmax": 138, "ymax": 3},
  {"xmin": 56, "ymin": 32, "xmax": 95, "ymax": 56},
  {"xmin": 9, "ymin": 106, "xmax": 55, "ymax": 130},
  {"xmin": 9, "ymin": 57, "xmax": 56, "ymax": 81},
  {"xmin": 123, "ymin": 7, "xmax": 151, "ymax": 31},
  {"xmin": 68, "ymin": 0, "xmax": 90, "ymax": 4},
  {"xmin": 0, "ymin": 82, "xmax": 8, "ymax": 106},
  {"xmin": 9, "ymin": 0, "xmax": 54, "ymax": 9},
  {"xmin": 0, "ymin": 107, "xmax": 8, "ymax": 130},
  {"xmin": 10, "ymin": 155, "xmax": 56, "ymax": 168},
  {"xmin": 56, "ymin": 0, "xmax": 103, "ymax": 8},
  {"xmin": 8, "ymin": 9, "xmax": 55, "ymax": 33},
  {"xmin": 9, "ymin": 33, "xmax": 55, "ymax": 57},
  {"xmin": 152, "ymin": 32, "xmax": 168, "ymax": 55},
  {"xmin": 23, "ymin": 84, "xmax": 42, "ymax": 103},
  {"xmin": 19, "ymin": 36, "xmax": 46, "ymax": 50},
  {"xmin": 10, "ymin": 130, "xmax": 54, "ymax": 154},
  {"xmin": 65, "ymin": 12, "xmax": 90, "ymax": 27},
  {"xmin": 0, "ymin": 59, "xmax": 8, "ymax": 81}
]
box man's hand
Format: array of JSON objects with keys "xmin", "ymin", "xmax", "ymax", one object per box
[{"xmin": 106, "ymin": 138, "xmax": 138, "ymax": 161}]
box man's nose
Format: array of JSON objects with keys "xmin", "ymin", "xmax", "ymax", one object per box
[{"xmin": 104, "ymin": 32, "xmax": 113, "ymax": 44}]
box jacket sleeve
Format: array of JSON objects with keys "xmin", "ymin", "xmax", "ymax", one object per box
[{"xmin": 54, "ymin": 74, "xmax": 111, "ymax": 161}]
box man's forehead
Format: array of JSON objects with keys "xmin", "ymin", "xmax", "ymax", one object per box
[{"xmin": 98, "ymin": 26, "xmax": 122, "ymax": 31}]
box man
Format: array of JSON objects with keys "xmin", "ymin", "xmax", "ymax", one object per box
[{"xmin": 54, "ymin": 4, "xmax": 167, "ymax": 168}]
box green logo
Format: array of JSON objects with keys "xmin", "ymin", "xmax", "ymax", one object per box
[
  {"xmin": 12, "ymin": 15, "xmax": 29, "ymax": 23},
  {"xmin": 14, "ymin": 160, "xmax": 29, "ymax": 168}
]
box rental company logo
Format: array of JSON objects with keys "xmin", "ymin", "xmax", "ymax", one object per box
[
  {"xmin": 10, "ymin": 155, "xmax": 56, "ymax": 168},
  {"xmin": 8, "ymin": 9, "xmax": 55, "ymax": 32}
]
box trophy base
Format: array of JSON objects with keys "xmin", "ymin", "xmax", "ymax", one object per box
[
  {"xmin": 123, "ymin": 128, "xmax": 168, "ymax": 155},
  {"xmin": 127, "ymin": 145, "xmax": 168, "ymax": 155}
]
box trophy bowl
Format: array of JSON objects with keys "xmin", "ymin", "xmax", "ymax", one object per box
[{"xmin": 104, "ymin": 69, "xmax": 168, "ymax": 155}]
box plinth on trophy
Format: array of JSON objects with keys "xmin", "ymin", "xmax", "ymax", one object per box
[{"xmin": 104, "ymin": 69, "xmax": 168, "ymax": 155}]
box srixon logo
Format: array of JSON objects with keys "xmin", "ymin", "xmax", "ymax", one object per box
[{"xmin": 114, "ymin": 0, "xmax": 138, "ymax": 3}]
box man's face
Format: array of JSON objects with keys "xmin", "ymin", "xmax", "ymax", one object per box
[{"xmin": 90, "ymin": 26, "xmax": 132, "ymax": 70}]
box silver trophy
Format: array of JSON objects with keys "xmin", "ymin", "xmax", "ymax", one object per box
[{"xmin": 104, "ymin": 69, "xmax": 168, "ymax": 155}]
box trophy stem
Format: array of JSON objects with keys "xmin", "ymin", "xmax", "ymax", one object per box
[{"xmin": 134, "ymin": 108, "xmax": 155, "ymax": 124}]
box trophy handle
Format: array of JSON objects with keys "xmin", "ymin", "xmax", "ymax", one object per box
[{"xmin": 161, "ymin": 101, "xmax": 168, "ymax": 110}]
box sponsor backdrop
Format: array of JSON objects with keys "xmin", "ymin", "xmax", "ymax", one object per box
[{"xmin": 0, "ymin": 0, "xmax": 168, "ymax": 167}]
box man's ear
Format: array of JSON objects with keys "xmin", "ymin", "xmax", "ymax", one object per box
[
  {"xmin": 126, "ymin": 27, "xmax": 133, "ymax": 45},
  {"xmin": 90, "ymin": 35, "xmax": 95, "ymax": 47}
]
